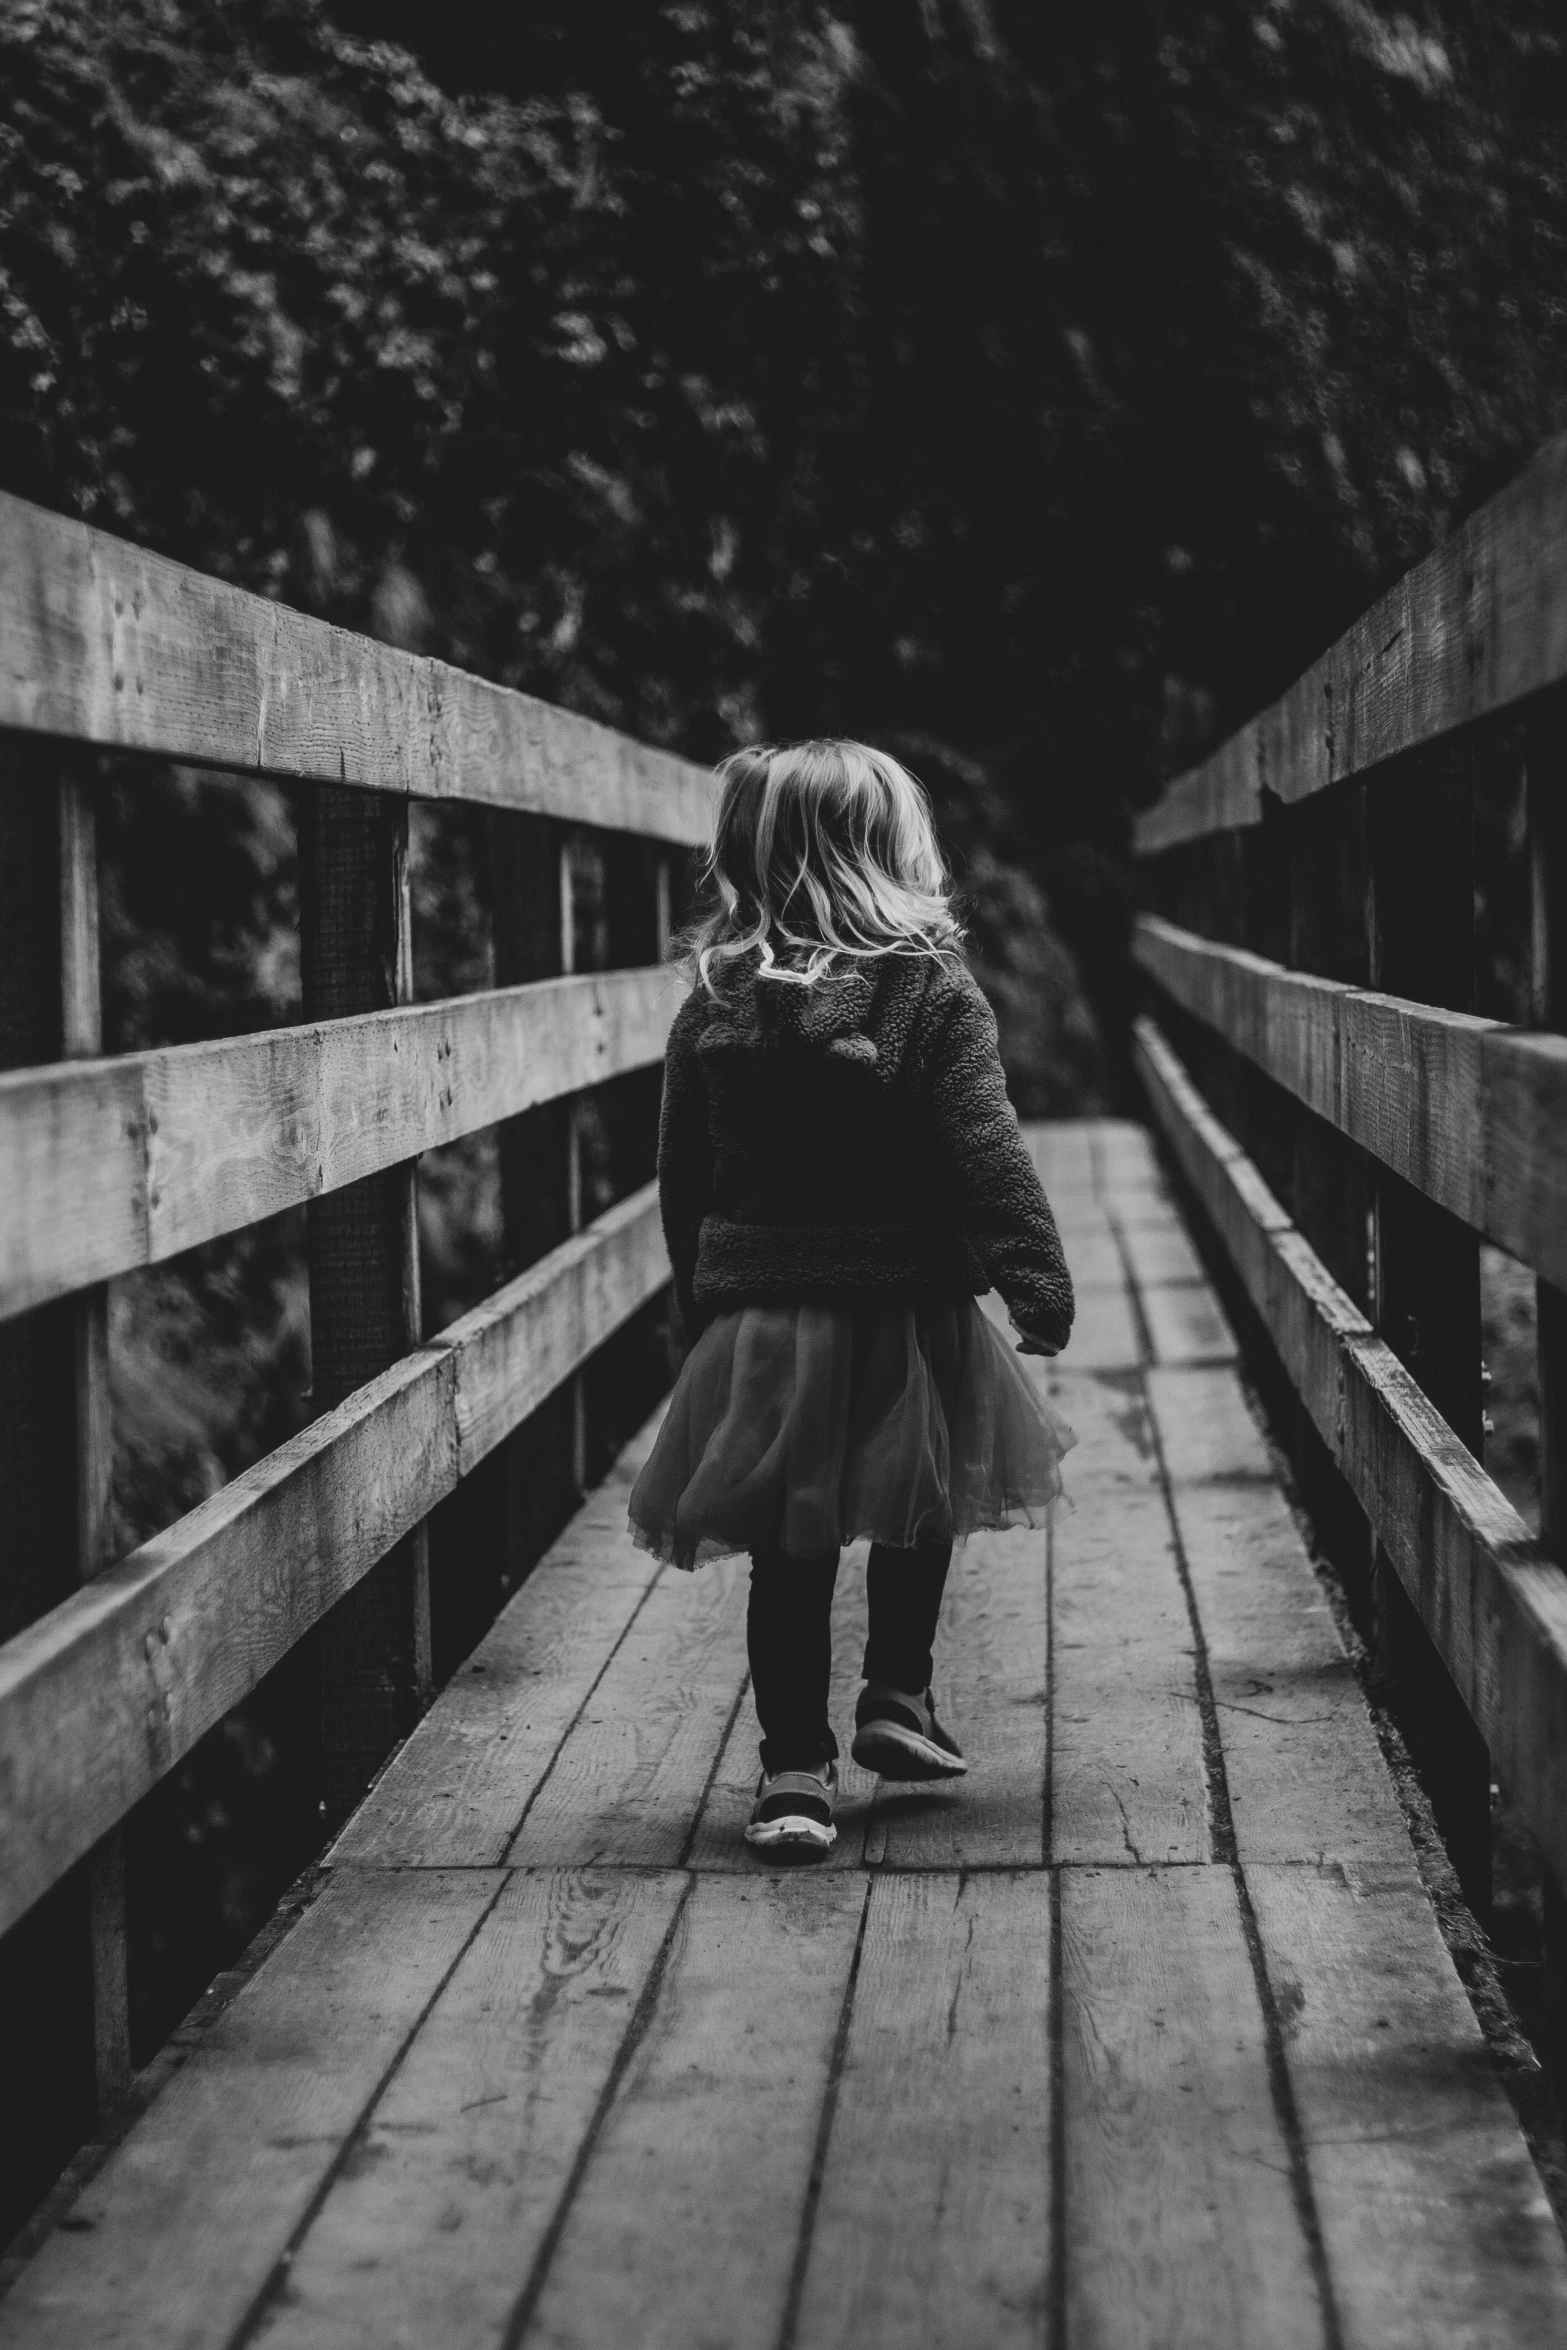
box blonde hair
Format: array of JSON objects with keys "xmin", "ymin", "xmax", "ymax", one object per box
[{"xmin": 687, "ymin": 739, "xmax": 961, "ymax": 994}]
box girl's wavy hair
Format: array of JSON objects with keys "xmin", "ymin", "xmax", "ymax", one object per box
[{"xmin": 685, "ymin": 738, "xmax": 961, "ymax": 995}]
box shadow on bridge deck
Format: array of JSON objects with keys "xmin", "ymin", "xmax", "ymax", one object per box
[{"xmin": 3, "ymin": 1121, "xmax": 1564, "ymax": 2349}]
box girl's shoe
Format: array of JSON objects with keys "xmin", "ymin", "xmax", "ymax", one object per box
[
  {"xmin": 745, "ymin": 1761, "xmax": 839, "ymax": 1853},
  {"xmin": 851, "ymin": 1684, "xmax": 968, "ymax": 1781}
]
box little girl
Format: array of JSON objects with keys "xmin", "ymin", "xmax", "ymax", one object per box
[{"xmin": 629, "ymin": 739, "xmax": 1075, "ymax": 1853}]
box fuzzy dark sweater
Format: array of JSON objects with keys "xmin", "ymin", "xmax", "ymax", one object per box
[{"xmin": 657, "ymin": 949, "xmax": 1075, "ymax": 1350}]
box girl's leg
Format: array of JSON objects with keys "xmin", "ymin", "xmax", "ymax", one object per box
[
  {"xmin": 863, "ymin": 1540, "xmax": 954, "ymax": 1694},
  {"xmin": 747, "ymin": 1549, "xmax": 840, "ymax": 1773}
]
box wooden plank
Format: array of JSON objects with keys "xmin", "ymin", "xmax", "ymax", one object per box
[
  {"xmin": 254, "ymin": 1869, "xmax": 689, "ymax": 2350},
  {"xmin": 1117, "ymin": 1217, "xmax": 1206, "ymax": 1290},
  {"xmin": 1052, "ymin": 1487, "xmax": 1209, "ymax": 1866},
  {"xmin": 1048, "ymin": 1369, "xmax": 1161, "ymax": 1497},
  {"xmin": 520, "ymin": 1873, "xmax": 866, "ymax": 2350},
  {"xmin": 1138, "ymin": 1279, "xmax": 1237, "ymax": 1366},
  {"xmin": 0, "ymin": 1189, "xmax": 668, "ymax": 1934},
  {"xmin": 792, "ymin": 1872, "xmax": 1053, "ymax": 2349},
  {"xmin": 1486, "ymin": 1026, "xmax": 1567, "ymax": 1287},
  {"xmin": 1135, "ymin": 915, "xmax": 1567, "ymax": 1286},
  {"xmin": 1090, "ymin": 1117, "xmax": 1163, "ymax": 1193},
  {"xmin": 0, "ymin": 1868, "xmax": 503, "ymax": 2350},
  {"xmin": 1135, "ymin": 1013, "xmax": 1567, "ymax": 1899},
  {"xmin": 59, "ymin": 772, "xmax": 131, "ymax": 2107},
  {"xmin": 1247, "ymin": 1862, "xmax": 1567, "ymax": 2347},
  {"xmin": 511, "ymin": 1554, "xmax": 750, "ymax": 1867},
  {"xmin": 869, "ymin": 1524, "xmax": 1049, "ymax": 1870},
  {"xmin": 300, "ymin": 783, "xmax": 432, "ymax": 1822},
  {"xmin": 1144, "ymin": 1363, "xmax": 1273, "ymax": 1485},
  {"xmin": 331, "ymin": 1423, "xmax": 665, "ymax": 1869},
  {"xmin": 0, "ymin": 964, "xmax": 677, "ymax": 1321},
  {"xmin": 1165, "ymin": 1474, "xmax": 1413, "ymax": 1871},
  {"xmin": 1058, "ymin": 1278, "xmax": 1142, "ymax": 1371},
  {"xmin": 0, "ymin": 489, "xmax": 713, "ymax": 843},
  {"xmin": 1061, "ymin": 1866, "xmax": 1323, "ymax": 2349},
  {"xmin": 1364, "ymin": 755, "xmax": 1490, "ymax": 1917},
  {"xmin": 1024, "ymin": 1118, "xmax": 1097, "ymax": 1195},
  {"xmin": 1135, "ymin": 429, "xmax": 1567, "ymax": 853}
]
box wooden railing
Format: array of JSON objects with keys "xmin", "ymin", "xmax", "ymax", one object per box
[
  {"xmin": 0, "ymin": 492, "xmax": 707, "ymax": 2178},
  {"xmin": 1132, "ymin": 433, "xmax": 1567, "ymax": 2072}
]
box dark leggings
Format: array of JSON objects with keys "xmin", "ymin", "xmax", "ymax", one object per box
[{"xmin": 746, "ymin": 1542, "xmax": 953, "ymax": 1774}]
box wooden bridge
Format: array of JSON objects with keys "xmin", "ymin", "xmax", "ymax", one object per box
[{"xmin": 1, "ymin": 440, "xmax": 1567, "ymax": 2345}]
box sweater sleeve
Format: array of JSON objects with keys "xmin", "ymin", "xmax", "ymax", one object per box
[
  {"xmin": 926, "ymin": 969, "xmax": 1076, "ymax": 1350},
  {"xmin": 657, "ymin": 990, "xmax": 714, "ymax": 1342}
]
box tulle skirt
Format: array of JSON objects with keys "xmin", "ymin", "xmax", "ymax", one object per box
[{"xmin": 628, "ymin": 1292, "xmax": 1075, "ymax": 1571}]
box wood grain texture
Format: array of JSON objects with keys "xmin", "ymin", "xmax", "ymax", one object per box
[
  {"xmin": 0, "ymin": 1868, "xmax": 502, "ymax": 2350},
  {"xmin": 1135, "ymin": 1013, "xmax": 1567, "ymax": 1895},
  {"xmin": 0, "ymin": 1191, "xmax": 668, "ymax": 1932},
  {"xmin": 520, "ymin": 1873, "xmax": 866, "ymax": 2350},
  {"xmin": 1247, "ymin": 1862, "xmax": 1567, "ymax": 2347},
  {"xmin": 1052, "ymin": 1487, "xmax": 1210, "ymax": 1866},
  {"xmin": 792, "ymin": 1872, "xmax": 1053, "ymax": 2350},
  {"xmin": 1061, "ymin": 1866, "xmax": 1323, "ymax": 2350},
  {"xmin": 1138, "ymin": 1279, "xmax": 1237, "ymax": 1366},
  {"xmin": 1143, "ymin": 1363, "xmax": 1274, "ymax": 1486},
  {"xmin": 1166, "ymin": 1475, "xmax": 1412, "ymax": 1871},
  {"xmin": 869, "ymin": 1524, "xmax": 1049, "ymax": 1870},
  {"xmin": 511, "ymin": 1552, "xmax": 750, "ymax": 1867},
  {"xmin": 0, "ymin": 964, "xmax": 678, "ymax": 1320},
  {"xmin": 1135, "ymin": 915, "xmax": 1567, "ymax": 1285},
  {"xmin": 257, "ymin": 1870, "xmax": 688, "ymax": 2350},
  {"xmin": 1135, "ymin": 429, "xmax": 1567, "ymax": 852},
  {"xmin": 330, "ymin": 1425, "xmax": 665, "ymax": 1869},
  {"xmin": 0, "ymin": 489, "xmax": 713, "ymax": 842}
]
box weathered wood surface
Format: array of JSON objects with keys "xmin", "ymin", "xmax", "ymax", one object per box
[
  {"xmin": 1136, "ymin": 1015, "xmax": 1567, "ymax": 1898},
  {"xmin": 1135, "ymin": 913, "xmax": 1567, "ymax": 1287},
  {"xmin": 0, "ymin": 489, "xmax": 713, "ymax": 842},
  {"xmin": 1135, "ymin": 429, "xmax": 1567, "ymax": 851},
  {"xmin": 0, "ymin": 962, "xmax": 678, "ymax": 1320},
  {"xmin": 0, "ymin": 1184, "xmax": 668, "ymax": 1935},
  {"xmin": 2, "ymin": 1121, "xmax": 1564, "ymax": 2349}
]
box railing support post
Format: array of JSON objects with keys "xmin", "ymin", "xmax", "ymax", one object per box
[
  {"xmin": 299, "ymin": 785, "xmax": 431, "ymax": 1829},
  {"xmin": 1528, "ymin": 701, "xmax": 1567, "ymax": 2096},
  {"xmin": 0, "ymin": 746, "xmax": 127, "ymax": 2235},
  {"xmin": 1366, "ymin": 751, "xmax": 1491, "ymax": 1922},
  {"xmin": 491, "ymin": 813, "xmax": 577, "ymax": 1579}
]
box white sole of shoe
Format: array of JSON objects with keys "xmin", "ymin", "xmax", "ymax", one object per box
[
  {"xmin": 744, "ymin": 1814, "xmax": 837, "ymax": 1851},
  {"xmin": 851, "ymin": 1723, "xmax": 969, "ymax": 1781}
]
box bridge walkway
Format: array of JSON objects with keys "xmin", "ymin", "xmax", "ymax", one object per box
[{"xmin": 2, "ymin": 1120, "xmax": 1563, "ymax": 2350}]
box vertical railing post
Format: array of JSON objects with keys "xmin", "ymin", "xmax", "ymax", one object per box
[
  {"xmin": 560, "ymin": 835, "xmax": 589, "ymax": 1495},
  {"xmin": 0, "ymin": 747, "xmax": 117, "ymax": 2232},
  {"xmin": 1284, "ymin": 786, "xmax": 1374, "ymax": 1623},
  {"xmin": 1528, "ymin": 700, "xmax": 1567, "ymax": 2090},
  {"xmin": 1365, "ymin": 750, "xmax": 1491, "ymax": 1921},
  {"xmin": 491, "ymin": 813, "xmax": 575, "ymax": 1577},
  {"xmin": 59, "ymin": 774, "xmax": 132, "ymax": 2105},
  {"xmin": 298, "ymin": 785, "xmax": 431, "ymax": 1829}
]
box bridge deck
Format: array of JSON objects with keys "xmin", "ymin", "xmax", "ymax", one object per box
[{"xmin": 4, "ymin": 1120, "xmax": 1565, "ymax": 2349}]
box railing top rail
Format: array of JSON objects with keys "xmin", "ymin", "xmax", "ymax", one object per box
[
  {"xmin": 1135, "ymin": 430, "xmax": 1567, "ymax": 856},
  {"xmin": 0, "ymin": 491, "xmax": 714, "ymax": 846}
]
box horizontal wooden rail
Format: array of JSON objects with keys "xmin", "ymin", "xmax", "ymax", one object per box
[
  {"xmin": 1135, "ymin": 431, "xmax": 1567, "ymax": 853},
  {"xmin": 0, "ymin": 1180, "xmax": 667, "ymax": 1936},
  {"xmin": 1141, "ymin": 911, "xmax": 1567, "ymax": 1287},
  {"xmin": 1134, "ymin": 914, "xmax": 1567, "ymax": 1289},
  {"xmin": 0, "ymin": 492, "xmax": 712, "ymax": 844},
  {"xmin": 0, "ymin": 964, "xmax": 679, "ymax": 1320},
  {"xmin": 1134, "ymin": 1013, "xmax": 1567, "ymax": 1893}
]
